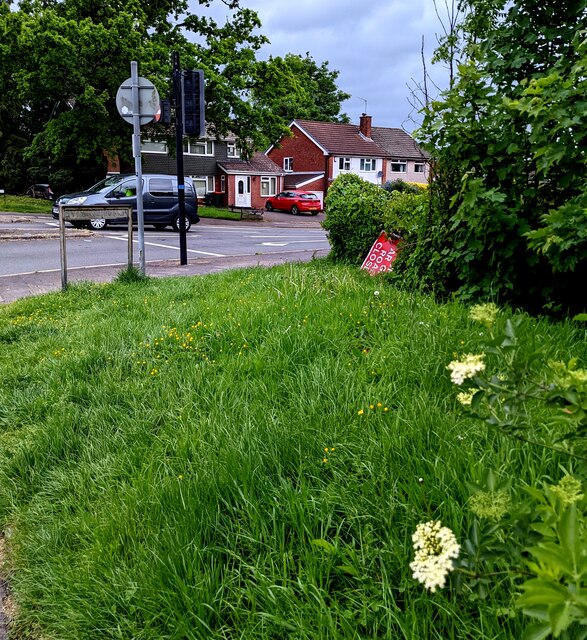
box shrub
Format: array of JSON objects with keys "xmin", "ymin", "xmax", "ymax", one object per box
[
  {"xmin": 322, "ymin": 174, "xmax": 391, "ymax": 264},
  {"xmin": 383, "ymin": 179, "xmax": 423, "ymax": 195}
]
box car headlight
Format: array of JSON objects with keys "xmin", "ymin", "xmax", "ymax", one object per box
[{"xmin": 66, "ymin": 196, "xmax": 87, "ymax": 206}]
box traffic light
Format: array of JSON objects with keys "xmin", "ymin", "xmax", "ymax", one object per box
[
  {"xmin": 158, "ymin": 99, "xmax": 171, "ymax": 126},
  {"xmin": 182, "ymin": 70, "xmax": 205, "ymax": 137}
]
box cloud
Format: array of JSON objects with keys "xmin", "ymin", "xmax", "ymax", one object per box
[{"xmin": 197, "ymin": 0, "xmax": 449, "ymax": 131}]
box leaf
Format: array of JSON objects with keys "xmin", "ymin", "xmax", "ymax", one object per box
[
  {"xmin": 522, "ymin": 621, "xmax": 552, "ymax": 640},
  {"xmin": 549, "ymin": 602, "xmax": 572, "ymax": 637},
  {"xmin": 311, "ymin": 539, "xmax": 335, "ymax": 554},
  {"xmin": 518, "ymin": 579, "xmax": 567, "ymax": 606},
  {"xmin": 337, "ymin": 564, "xmax": 360, "ymax": 577}
]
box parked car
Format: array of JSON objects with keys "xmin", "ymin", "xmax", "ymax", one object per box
[
  {"xmin": 26, "ymin": 184, "xmax": 55, "ymax": 200},
  {"xmin": 265, "ymin": 190, "xmax": 321, "ymax": 215},
  {"xmin": 52, "ymin": 174, "xmax": 200, "ymax": 231}
]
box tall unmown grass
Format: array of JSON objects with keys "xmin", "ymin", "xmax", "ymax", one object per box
[{"xmin": 0, "ymin": 261, "xmax": 584, "ymax": 639}]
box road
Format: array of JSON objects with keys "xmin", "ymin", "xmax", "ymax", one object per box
[
  {"xmin": 0, "ymin": 213, "xmax": 331, "ymax": 303},
  {"xmin": 0, "ymin": 217, "xmax": 329, "ymax": 277}
]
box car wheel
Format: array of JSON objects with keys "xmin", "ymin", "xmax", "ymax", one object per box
[
  {"xmin": 265, "ymin": 202, "xmax": 273, "ymax": 211},
  {"xmin": 154, "ymin": 224, "xmax": 167, "ymax": 230},
  {"xmin": 291, "ymin": 205, "xmax": 299, "ymax": 215},
  {"xmin": 89, "ymin": 218, "xmax": 107, "ymax": 230},
  {"xmin": 311, "ymin": 211, "xmax": 319, "ymax": 216},
  {"xmin": 172, "ymin": 214, "xmax": 191, "ymax": 233}
]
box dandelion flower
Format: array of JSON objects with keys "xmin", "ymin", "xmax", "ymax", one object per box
[
  {"xmin": 358, "ymin": 409, "xmax": 364, "ymax": 416},
  {"xmin": 447, "ymin": 354, "xmax": 485, "ymax": 385},
  {"xmin": 410, "ymin": 520, "xmax": 460, "ymax": 592}
]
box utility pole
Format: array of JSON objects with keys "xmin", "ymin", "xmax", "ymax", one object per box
[{"xmin": 172, "ymin": 52, "xmax": 188, "ymax": 266}]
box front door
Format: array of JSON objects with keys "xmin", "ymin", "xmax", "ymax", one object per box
[{"xmin": 235, "ymin": 175, "xmax": 251, "ymax": 207}]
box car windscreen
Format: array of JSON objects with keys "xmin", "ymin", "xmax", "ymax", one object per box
[
  {"xmin": 299, "ymin": 193, "xmax": 318, "ymax": 199},
  {"xmin": 85, "ymin": 175, "xmax": 132, "ymax": 194}
]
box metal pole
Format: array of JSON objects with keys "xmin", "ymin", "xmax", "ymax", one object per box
[
  {"xmin": 131, "ymin": 61, "xmax": 146, "ymax": 276},
  {"xmin": 173, "ymin": 52, "xmax": 188, "ymax": 266},
  {"xmin": 59, "ymin": 205, "xmax": 67, "ymax": 290}
]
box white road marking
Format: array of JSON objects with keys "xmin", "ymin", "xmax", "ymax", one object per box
[
  {"xmin": 108, "ymin": 234, "xmax": 226, "ymax": 257},
  {"xmin": 261, "ymin": 240, "xmax": 329, "ymax": 246}
]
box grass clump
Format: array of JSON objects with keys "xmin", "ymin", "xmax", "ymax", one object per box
[
  {"xmin": 0, "ymin": 261, "xmax": 584, "ymax": 639},
  {"xmin": 0, "ymin": 195, "xmax": 52, "ymax": 214}
]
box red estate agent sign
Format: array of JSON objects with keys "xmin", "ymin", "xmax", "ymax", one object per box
[{"xmin": 361, "ymin": 231, "xmax": 400, "ymax": 275}]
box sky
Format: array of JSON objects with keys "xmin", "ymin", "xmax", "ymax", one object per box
[{"xmin": 206, "ymin": 0, "xmax": 450, "ymax": 132}]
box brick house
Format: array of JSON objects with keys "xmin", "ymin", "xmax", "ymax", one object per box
[
  {"xmin": 265, "ymin": 115, "xmax": 428, "ymax": 203},
  {"xmin": 140, "ymin": 136, "xmax": 283, "ymax": 209}
]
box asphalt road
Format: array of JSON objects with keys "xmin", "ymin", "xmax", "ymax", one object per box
[{"xmin": 0, "ymin": 212, "xmax": 331, "ymax": 304}]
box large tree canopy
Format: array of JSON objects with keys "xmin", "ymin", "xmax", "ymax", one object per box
[
  {"xmin": 411, "ymin": 0, "xmax": 587, "ymax": 314},
  {"xmin": 0, "ymin": 0, "xmax": 348, "ymax": 191},
  {"xmin": 251, "ymin": 53, "xmax": 350, "ymax": 148}
]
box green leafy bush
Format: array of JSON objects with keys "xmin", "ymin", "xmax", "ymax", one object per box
[{"xmin": 322, "ymin": 174, "xmax": 390, "ymax": 264}]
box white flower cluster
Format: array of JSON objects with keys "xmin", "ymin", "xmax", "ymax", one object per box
[
  {"xmin": 447, "ymin": 354, "xmax": 485, "ymax": 385},
  {"xmin": 410, "ymin": 520, "xmax": 460, "ymax": 592}
]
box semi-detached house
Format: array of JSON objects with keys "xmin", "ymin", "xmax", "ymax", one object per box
[{"xmin": 265, "ymin": 115, "xmax": 428, "ymax": 204}]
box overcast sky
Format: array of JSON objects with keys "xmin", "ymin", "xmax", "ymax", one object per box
[{"xmin": 207, "ymin": 0, "xmax": 450, "ymax": 132}]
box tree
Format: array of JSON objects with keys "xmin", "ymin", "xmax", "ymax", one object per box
[
  {"xmin": 0, "ymin": 0, "xmax": 287, "ymax": 190},
  {"xmin": 411, "ymin": 0, "xmax": 587, "ymax": 314},
  {"xmin": 251, "ymin": 53, "xmax": 350, "ymax": 148}
]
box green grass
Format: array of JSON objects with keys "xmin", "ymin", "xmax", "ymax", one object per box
[
  {"xmin": 0, "ymin": 195, "xmax": 52, "ymax": 214},
  {"xmin": 0, "ymin": 262, "xmax": 584, "ymax": 639},
  {"xmin": 198, "ymin": 205, "xmax": 241, "ymax": 221}
]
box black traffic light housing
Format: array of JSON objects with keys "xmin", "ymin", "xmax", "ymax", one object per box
[{"xmin": 182, "ymin": 70, "xmax": 205, "ymax": 137}]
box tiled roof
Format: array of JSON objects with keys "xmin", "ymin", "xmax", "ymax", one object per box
[
  {"xmin": 371, "ymin": 127, "xmax": 429, "ymax": 160},
  {"xmin": 218, "ymin": 152, "xmax": 283, "ymax": 174},
  {"xmin": 294, "ymin": 120, "xmax": 390, "ymax": 157}
]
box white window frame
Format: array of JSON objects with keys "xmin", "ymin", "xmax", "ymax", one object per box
[
  {"xmin": 227, "ymin": 142, "xmax": 239, "ymax": 158},
  {"xmin": 260, "ymin": 176, "xmax": 277, "ymax": 197},
  {"xmin": 338, "ymin": 157, "xmax": 351, "ymax": 171},
  {"xmin": 283, "ymin": 157, "xmax": 294, "ymax": 172},
  {"xmin": 191, "ymin": 175, "xmax": 215, "ymax": 197},
  {"xmin": 414, "ymin": 162, "xmax": 426, "ymax": 173},
  {"xmin": 391, "ymin": 159, "xmax": 407, "ymax": 172},
  {"xmin": 360, "ymin": 158, "xmax": 376, "ymax": 172},
  {"xmin": 141, "ymin": 139, "xmax": 168, "ymax": 154},
  {"xmin": 184, "ymin": 140, "xmax": 214, "ymax": 156}
]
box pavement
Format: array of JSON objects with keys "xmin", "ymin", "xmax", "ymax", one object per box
[{"xmin": 0, "ymin": 211, "xmax": 329, "ymax": 305}]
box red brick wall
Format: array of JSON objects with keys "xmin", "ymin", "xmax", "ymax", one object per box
[{"xmin": 268, "ymin": 127, "xmax": 326, "ymax": 172}]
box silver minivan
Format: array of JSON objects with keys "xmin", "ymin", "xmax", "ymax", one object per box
[{"xmin": 52, "ymin": 174, "xmax": 200, "ymax": 231}]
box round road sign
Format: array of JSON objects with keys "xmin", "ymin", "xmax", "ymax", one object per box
[{"xmin": 116, "ymin": 77, "xmax": 160, "ymax": 126}]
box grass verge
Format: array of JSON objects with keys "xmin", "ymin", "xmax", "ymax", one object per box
[
  {"xmin": 0, "ymin": 195, "xmax": 52, "ymax": 214},
  {"xmin": 0, "ymin": 261, "xmax": 584, "ymax": 639},
  {"xmin": 198, "ymin": 205, "xmax": 241, "ymax": 221}
]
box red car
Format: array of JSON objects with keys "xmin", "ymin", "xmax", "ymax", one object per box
[{"xmin": 265, "ymin": 190, "xmax": 322, "ymax": 215}]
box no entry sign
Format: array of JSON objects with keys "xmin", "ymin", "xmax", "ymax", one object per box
[{"xmin": 361, "ymin": 231, "xmax": 400, "ymax": 275}]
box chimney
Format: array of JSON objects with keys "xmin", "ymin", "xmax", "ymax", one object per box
[{"xmin": 359, "ymin": 113, "xmax": 372, "ymax": 138}]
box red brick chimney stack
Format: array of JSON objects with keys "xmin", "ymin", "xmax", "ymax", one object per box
[{"xmin": 359, "ymin": 113, "xmax": 372, "ymax": 138}]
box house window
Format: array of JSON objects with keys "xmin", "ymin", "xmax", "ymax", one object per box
[
  {"xmin": 414, "ymin": 162, "xmax": 426, "ymax": 173},
  {"xmin": 191, "ymin": 176, "xmax": 215, "ymax": 197},
  {"xmin": 284, "ymin": 157, "xmax": 293, "ymax": 172},
  {"xmin": 338, "ymin": 157, "xmax": 351, "ymax": 171},
  {"xmin": 141, "ymin": 139, "xmax": 168, "ymax": 153},
  {"xmin": 261, "ymin": 176, "xmax": 277, "ymax": 197},
  {"xmin": 360, "ymin": 158, "xmax": 376, "ymax": 171},
  {"xmin": 391, "ymin": 159, "xmax": 407, "ymax": 172},
  {"xmin": 227, "ymin": 143, "xmax": 239, "ymax": 158},
  {"xmin": 183, "ymin": 140, "xmax": 214, "ymax": 156}
]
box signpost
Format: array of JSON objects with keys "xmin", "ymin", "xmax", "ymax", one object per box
[
  {"xmin": 361, "ymin": 231, "xmax": 401, "ymax": 275},
  {"xmin": 59, "ymin": 205, "xmax": 133, "ymax": 290},
  {"xmin": 116, "ymin": 62, "xmax": 160, "ymax": 276}
]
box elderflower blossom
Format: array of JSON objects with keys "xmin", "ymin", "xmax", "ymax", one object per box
[
  {"xmin": 469, "ymin": 303, "xmax": 499, "ymax": 329},
  {"xmin": 456, "ymin": 389, "xmax": 477, "ymax": 406},
  {"xmin": 447, "ymin": 354, "xmax": 485, "ymax": 385},
  {"xmin": 410, "ymin": 520, "xmax": 460, "ymax": 592},
  {"xmin": 550, "ymin": 476, "xmax": 584, "ymax": 505}
]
